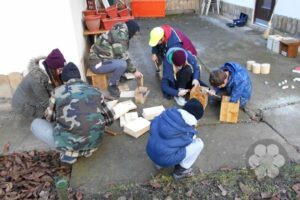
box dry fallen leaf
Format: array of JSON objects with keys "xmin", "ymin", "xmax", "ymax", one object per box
[
  {"xmin": 292, "ymin": 183, "xmax": 300, "ymax": 195},
  {"xmin": 149, "ymin": 179, "xmax": 161, "ymax": 189},
  {"xmin": 185, "ymin": 189, "xmax": 193, "ymax": 197},
  {"xmin": 218, "ymin": 185, "xmax": 227, "ymax": 196}
]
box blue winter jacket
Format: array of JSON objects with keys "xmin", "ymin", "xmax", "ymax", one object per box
[
  {"xmin": 146, "ymin": 108, "xmax": 197, "ymax": 167},
  {"xmin": 218, "ymin": 62, "xmax": 252, "ymax": 107},
  {"xmin": 161, "ymin": 47, "xmax": 200, "ymax": 99}
]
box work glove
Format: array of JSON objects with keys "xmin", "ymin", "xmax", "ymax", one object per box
[
  {"xmin": 207, "ymin": 89, "xmax": 216, "ymax": 96},
  {"xmin": 178, "ymin": 89, "xmax": 189, "ymax": 97},
  {"xmin": 192, "ymin": 79, "xmax": 200, "ymax": 87}
]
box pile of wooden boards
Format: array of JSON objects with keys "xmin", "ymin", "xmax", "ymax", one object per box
[{"xmin": 107, "ymin": 99, "xmax": 165, "ymax": 138}]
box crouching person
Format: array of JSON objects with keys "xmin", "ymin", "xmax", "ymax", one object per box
[
  {"xmin": 146, "ymin": 98, "xmax": 204, "ymax": 180},
  {"xmin": 30, "ymin": 62, "xmax": 114, "ymax": 164},
  {"xmin": 209, "ymin": 62, "xmax": 252, "ymax": 108}
]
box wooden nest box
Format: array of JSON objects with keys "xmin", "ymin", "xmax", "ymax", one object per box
[
  {"xmin": 189, "ymin": 85, "xmax": 208, "ymax": 109},
  {"xmin": 219, "ymin": 96, "xmax": 239, "ymax": 123}
]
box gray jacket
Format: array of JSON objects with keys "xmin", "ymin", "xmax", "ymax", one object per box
[{"xmin": 11, "ymin": 57, "xmax": 52, "ymax": 118}]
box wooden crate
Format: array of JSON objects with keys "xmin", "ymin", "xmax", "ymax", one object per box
[
  {"xmin": 189, "ymin": 85, "xmax": 208, "ymax": 109},
  {"xmin": 86, "ymin": 69, "xmax": 108, "ymax": 90},
  {"xmin": 219, "ymin": 96, "xmax": 239, "ymax": 123}
]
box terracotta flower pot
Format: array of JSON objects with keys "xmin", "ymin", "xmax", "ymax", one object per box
[
  {"xmin": 82, "ymin": 10, "xmax": 97, "ymax": 16},
  {"xmin": 106, "ymin": 5, "xmax": 118, "ymax": 18},
  {"xmin": 84, "ymin": 15, "xmax": 101, "ymax": 31}
]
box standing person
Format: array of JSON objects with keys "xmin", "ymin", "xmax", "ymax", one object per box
[
  {"xmin": 209, "ymin": 62, "xmax": 252, "ymax": 108},
  {"xmin": 88, "ymin": 20, "xmax": 143, "ymax": 97},
  {"xmin": 149, "ymin": 24, "xmax": 197, "ymax": 75},
  {"xmin": 161, "ymin": 47, "xmax": 206, "ymax": 106},
  {"xmin": 146, "ymin": 98, "xmax": 204, "ymax": 180},
  {"xmin": 11, "ymin": 48, "xmax": 66, "ymax": 118},
  {"xmin": 31, "ymin": 62, "xmax": 115, "ymax": 164}
]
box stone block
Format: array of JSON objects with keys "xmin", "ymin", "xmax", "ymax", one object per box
[{"xmin": 0, "ymin": 75, "xmax": 12, "ymax": 98}]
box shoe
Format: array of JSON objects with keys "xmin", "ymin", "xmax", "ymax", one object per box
[
  {"xmin": 60, "ymin": 154, "xmax": 77, "ymax": 164},
  {"xmin": 174, "ymin": 96, "xmax": 187, "ymax": 106},
  {"xmin": 119, "ymin": 75, "xmax": 127, "ymax": 83},
  {"xmin": 172, "ymin": 164, "xmax": 194, "ymax": 180},
  {"xmin": 108, "ymin": 85, "xmax": 120, "ymax": 97}
]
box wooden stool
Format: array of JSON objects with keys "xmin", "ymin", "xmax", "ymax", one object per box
[
  {"xmin": 280, "ymin": 39, "xmax": 300, "ymax": 58},
  {"xmin": 86, "ymin": 69, "xmax": 108, "ymax": 90}
]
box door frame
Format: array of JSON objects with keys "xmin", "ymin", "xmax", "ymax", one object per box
[{"xmin": 253, "ymin": 0, "xmax": 276, "ymax": 26}]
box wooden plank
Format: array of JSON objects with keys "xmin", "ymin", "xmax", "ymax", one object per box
[
  {"xmin": 83, "ymin": 29, "xmax": 106, "ymax": 36},
  {"xmin": 123, "ymin": 117, "xmax": 151, "ymax": 138},
  {"xmin": 120, "ymin": 111, "xmax": 139, "ymax": 127},
  {"xmin": 142, "ymin": 105, "xmax": 165, "ymax": 120},
  {"xmin": 106, "ymin": 100, "xmax": 118, "ymax": 110},
  {"xmin": 189, "ymin": 85, "xmax": 208, "ymax": 109},
  {"xmin": 113, "ymin": 100, "xmax": 137, "ymax": 119},
  {"xmin": 135, "ymin": 86, "xmax": 150, "ymax": 104},
  {"xmin": 219, "ymin": 96, "xmax": 239, "ymax": 123},
  {"xmin": 120, "ymin": 91, "xmax": 135, "ymax": 98}
]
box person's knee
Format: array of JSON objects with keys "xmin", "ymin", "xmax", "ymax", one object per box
[{"xmin": 194, "ymin": 138, "xmax": 204, "ymax": 152}]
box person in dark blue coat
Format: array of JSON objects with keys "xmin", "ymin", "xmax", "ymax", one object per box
[
  {"xmin": 161, "ymin": 47, "xmax": 206, "ymax": 106},
  {"xmin": 209, "ymin": 62, "xmax": 252, "ymax": 108},
  {"xmin": 146, "ymin": 98, "xmax": 204, "ymax": 180}
]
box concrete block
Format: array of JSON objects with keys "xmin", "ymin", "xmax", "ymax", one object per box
[
  {"xmin": 8, "ymin": 72, "xmax": 22, "ymax": 95},
  {"xmin": 113, "ymin": 100, "xmax": 137, "ymax": 119},
  {"xmin": 123, "ymin": 117, "xmax": 150, "ymax": 138},
  {"xmin": 220, "ymin": 96, "xmax": 239, "ymax": 123},
  {"xmin": 142, "ymin": 105, "xmax": 165, "ymax": 120},
  {"xmin": 0, "ymin": 75, "xmax": 12, "ymax": 98},
  {"xmin": 120, "ymin": 111, "xmax": 138, "ymax": 127}
]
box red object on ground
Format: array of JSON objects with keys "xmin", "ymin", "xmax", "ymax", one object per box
[
  {"xmin": 106, "ymin": 5, "xmax": 118, "ymax": 18},
  {"xmin": 131, "ymin": 0, "xmax": 166, "ymax": 17},
  {"xmin": 102, "ymin": 16, "xmax": 134, "ymax": 30},
  {"xmin": 85, "ymin": 15, "xmax": 101, "ymax": 31},
  {"xmin": 118, "ymin": 8, "xmax": 130, "ymax": 17}
]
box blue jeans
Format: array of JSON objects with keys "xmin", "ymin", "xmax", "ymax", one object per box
[{"xmin": 90, "ymin": 59, "xmax": 127, "ymax": 85}]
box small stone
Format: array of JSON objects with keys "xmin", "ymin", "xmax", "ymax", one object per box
[{"xmin": 264, "ymin": 81, "xmax": 268, "ymax": 85}]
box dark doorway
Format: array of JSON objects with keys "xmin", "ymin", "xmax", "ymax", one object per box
[{"xmin": 254, "ymin": 0, "xmax": 276, "ymax": 26}]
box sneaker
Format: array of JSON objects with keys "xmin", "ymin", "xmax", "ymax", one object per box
[
  {"xmin": 174, "ymin": 96, "xmax": 187, "ymax": 106},
  {"xmin": 108, "ymin": 85, "xmax": 120, "ymax": 97},
  {"xmin": 60, "ymin": 154, "xmax": 77, "ymax": 164},
  {"xmin": 172, "ymin": 164, "xmax": 194, "ymax": 180},
  {"xmin": 119, "ymin": 75, "xmax": 127, "ymax": 83}
]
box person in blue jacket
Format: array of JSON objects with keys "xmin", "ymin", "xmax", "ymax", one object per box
[
  {"xmin": 209, "ymin": 62, "xmax": 252, "ymax": 108},
  {"xmin": 161, "ymin": 47, "xmax": 206, "ymax": 106},
  {"xmin": 146, "ymin": 98, "xmax": 204, "ymax": 180}
]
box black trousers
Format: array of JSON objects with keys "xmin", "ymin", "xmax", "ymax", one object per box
[{"xmin": 175, "ymin": 66, "xmax": 208, "ymax": 89}]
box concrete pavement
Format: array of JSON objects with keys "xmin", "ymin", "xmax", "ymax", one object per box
[{"xmin": 1, "ymin": 14, "xmax": 300, "ymax": 195}]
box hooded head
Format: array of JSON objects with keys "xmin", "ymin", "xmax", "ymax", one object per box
[
  {"xmin": 149, "ymin": 27, "xmax": 164, "ymax": 47},
  {"xmin": 172, "ymin": 49, "xmax": 187, "ymax": 67},
  {"xmin": 44, "ymin": 48, "xmax": 66, "ymax": 69},
  {"xmin": 183, "ymin": 98, "xmax": 204, "ymax": 120},
  {"xmin": 61, "ymin": 62, "xmax": 81, "ymax": 82},
  {"xmin": 125, "ymin": 20, "xmax": 140, "ymax": 39}
]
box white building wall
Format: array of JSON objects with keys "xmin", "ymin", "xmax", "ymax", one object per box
[
  {"xmin": 0, "ymin": 0, "xmax": 86, "ymax": 78},
  {"xmin": 221, "ymin": 0, "xmax": 300, "ymax": 20}
]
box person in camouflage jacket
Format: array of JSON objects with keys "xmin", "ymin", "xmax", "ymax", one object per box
[
  {"xmin": 88, "ymin": 20, "xmax": 143, "ymax": 97},
  {"xmin": 31, "ymin": 62, "xmax": 114, "ymax": 164}
]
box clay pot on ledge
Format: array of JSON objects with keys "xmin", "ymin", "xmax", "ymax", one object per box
[{"xmin": 84, "ymin": 15, "xmax": 101, "ymax": 32}]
